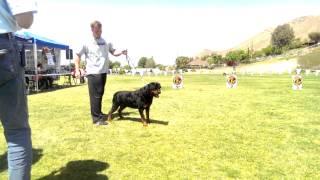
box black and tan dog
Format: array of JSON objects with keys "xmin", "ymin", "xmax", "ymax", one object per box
[
  {"xmin": 107, "ymin": 82, "xmax": 161, "ymax": 126},
  {"xmin": 292, "ymin": 74, "xmax": 303, "ymax": 90}
]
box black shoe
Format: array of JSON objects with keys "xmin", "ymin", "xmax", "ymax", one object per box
[
  {"xmin": 100, "ymin": 113, "xmax": 108, "ymax": 121},
  {"xmin": 94, "ymin": 121, "xmax": 108, "ymax": 126}
]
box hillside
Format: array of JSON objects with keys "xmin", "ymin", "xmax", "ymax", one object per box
[
  {"xmin": 233, "ymin": 15, "xmax": 320, "ymax": 52},
  {"xmin": 196, "ymin": 15, "xmax": 320, "ymax": 57},
  {"xmin": 195, "ymin": 49, "xmax": 217, "ymax": 58}
]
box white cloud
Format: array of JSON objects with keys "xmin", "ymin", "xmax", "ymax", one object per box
[{"xmin": 29, "ymin": 1, "xmax": 320, "ymax": 65}]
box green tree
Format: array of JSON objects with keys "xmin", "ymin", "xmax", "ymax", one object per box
[
  {"xmin": 213, "ymin": 54, "xmax": 223, "ymax": 64},
  {"xmin": 271, "ymin": 24, "xmax": 295, "ymax": 49},
  {"xmin": 123, "ymin": 65, "xmax": 131, "ymax": 71},
  {"xmin": 308, "ymin": 32, "xmax": 320, "ymax": 44},
  {"xmin": 289, "ymin": 38, "xmax": 305, "ymax": 49},
  {"xmin": 262, "ymin": 46, "xmax": 273, "ymax": 56},
  {"xmin": 145, "ymin": 57, "xmax": 156, "ymax": 68},
  {"xmin": 206, "ymin": 56, "xmax": 215, "ymax": 66},
  {"xmin": 138, "ymin": 57, "xmax": 148, "ymax": 68},
  {"xmin": 204, "ymin": 53, "xmax": 223, "ymax": 65},
  {"xmin": 175, "ymin": 56, "xmax": 191, "ymax": 69},
  {"xmin": 156, "ymin": 64, "xmax": 165, "ymax": 71},
  {"xmin": 225, "ymin": 50, "xmax": 249, "ymax": 65},
  {"xmin": 262, "ymin": 45, "xmax": 282, "ymax": 56},
  {"xmin": 112, "ymin": 61, "xmax": 121, "ymax": 68}
]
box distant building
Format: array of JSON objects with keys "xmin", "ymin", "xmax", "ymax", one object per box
[{"xmin": 187, "ymin": 58, "xmax": 209, "ymax": 69}]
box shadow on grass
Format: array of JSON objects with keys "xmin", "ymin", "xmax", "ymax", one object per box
[
  {"xmin": 110, "ymin": 111, "xmax": 169, "ymax": 125},
  {"xmin": 110, "ymin": 112, "xmax": 132, "ymax": 117},
  {"xmin": 37, "ymin": 160, "xmax": 109, "ymax": 180},
  {"xmin": 117, "ymin": 117, "xmax": 169, "ymax": 125},
  {"xmin": 27, "ymin": 84, "xmax": 85, "ymax": 96},
  {"xmin": 0, "ymin": 148, "xmax": 43, "ymax": 173}
]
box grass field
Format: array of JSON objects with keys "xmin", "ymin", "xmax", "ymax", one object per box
[{"xmin": 1, "ymin": 74, "xmax": 320, "ymax": 179}]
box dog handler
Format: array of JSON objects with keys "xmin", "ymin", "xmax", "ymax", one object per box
[
  {"xmin": 0, "ymin": 0, "xmax": 36, "ymax": 179},
  {"xmin": 75, "ymin": 20, "xmax": 127, "ymax": 125}
]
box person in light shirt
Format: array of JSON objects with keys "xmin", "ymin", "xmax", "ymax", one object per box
[
  {"xmin": 0, "ymin": 0, "xmax": 36, "ymax": 179},
  {"xmin": 75, "ymin": 20, "xmax": 127, "ymax": 125}
]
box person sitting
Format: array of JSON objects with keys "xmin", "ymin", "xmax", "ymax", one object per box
[{"xmin": 37, "ymin": 63, "xmax": 53, "ymax": 89}]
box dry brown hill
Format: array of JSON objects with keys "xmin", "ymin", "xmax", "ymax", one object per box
[
  {"xmin": 195, "ymin": 49, "xmax": 217, "ymax": 58},
  {"xmin": 232, "ymin": 15, "xmax": 320, "ymax": 52},
  {"xmin": 195, "ymin": 15, "xmax": 320, "ymax": 57}
]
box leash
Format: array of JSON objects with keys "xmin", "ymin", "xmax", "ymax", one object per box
[
  {"xmin": 125, "ymin": 52, "xmax": 146, "ymax": 85},
  {"xmin": 125, "ymin": 53, "xmax": 135, "ymax": 71}
]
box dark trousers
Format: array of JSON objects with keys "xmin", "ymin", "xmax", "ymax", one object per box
[
  {"xmin": 87, "ymin": 73, "xmax": 107, "ymax": 123},
  {"xmin": 38, "ymin": 76, "xmax": 53, "ymax": 89}
]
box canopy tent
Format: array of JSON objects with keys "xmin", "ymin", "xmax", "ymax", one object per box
[
  {"xmin": 14, "ymin": 31, "xmax": 71, "ymax": 92},
  {"xmin": 14, "ymin": 31, "xmax": 69, "ymax": 49}
]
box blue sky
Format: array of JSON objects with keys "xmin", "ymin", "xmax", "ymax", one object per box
[{"xmin": 30, "ymin": 0, "xmax": 320, "ymax": 65}]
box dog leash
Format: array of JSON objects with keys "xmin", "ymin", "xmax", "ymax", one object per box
[
  {"xmin": 125, "ymin": 53, "xmax": 147, "ymax": 85},
  {"xmin": 125, "ymin": 53, "xmax": 135, "ymax": 71}
]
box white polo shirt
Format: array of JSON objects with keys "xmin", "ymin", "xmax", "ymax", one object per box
[
  {"xmin": 77, "ymin": 37, "xmax": 115, "ymax": 75},
  {"xmin": 0, "ymin": 0, "xmax": 37, "ymax": 33}
]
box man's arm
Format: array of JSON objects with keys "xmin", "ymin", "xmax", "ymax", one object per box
[
  {"xmin": 74, "ymin": 54, "xmax": 81, "ymax": 77},
  {"xmin": 108, "ymin": 43, "xmax": 127, "ymax": 57},
  {"xmin": 110, "ymin": 49, "xmax": 127, "ymax": 57}
]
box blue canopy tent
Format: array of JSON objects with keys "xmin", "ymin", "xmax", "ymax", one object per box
[
  {"xmin": 14, "ymin": 31, "xmax": 69, "ymax": 49},
  {"xmin": 14, "ymin": 31, "xmax": 71, "ymax": 91}
]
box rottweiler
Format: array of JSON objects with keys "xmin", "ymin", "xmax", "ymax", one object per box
[{"xmin": 107, "ymin": 82, "xmax": 161, "ymax": 126}]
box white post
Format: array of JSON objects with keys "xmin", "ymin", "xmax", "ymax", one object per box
[{"xmin": 33, "ymin": 39, "xmax": 38, "ymax": 91}]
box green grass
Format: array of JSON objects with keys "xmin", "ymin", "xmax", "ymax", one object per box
[{"xmin": 1, "ymin": 74, "xmax": 320, "ymax": 179}]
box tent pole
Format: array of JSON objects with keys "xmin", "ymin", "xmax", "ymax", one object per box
[{"xmin": 33, "ymin": 39, "xmax": 38, "ymax": 91}]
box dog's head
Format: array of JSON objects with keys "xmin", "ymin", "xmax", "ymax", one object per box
[
  {"xmin": 173, "ymin": 75, "xmax": 182, "ymax": 85},
  {"xmin": 293, "ymin": 75, "xmax": 302, "ymax": 85},
  {"xmin": 145, "ymin": 82, "xmax": 161, "ymax": 98},
  {"xmin": 227, "ymin": 75, "xmax": 237, "ymax": 84}
]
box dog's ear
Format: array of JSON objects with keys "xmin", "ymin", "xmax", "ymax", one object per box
[
  {"xmin": 142, "ymin": 83, "xmax": 152, "ymax": 94},
  {"xmin": 150, "ymin": 82, "xmax": 161, "ymax": 90},
  {"xmin": 151, "ymin": 82, "xmax": 158, "ymax": 91},
  {"xmin": 144, "ymin": 82, "xmax": 161, "ymax": 93},
  {"xmin": 157, "ymin": 83, "xmax": 161, "ymax": 89}
]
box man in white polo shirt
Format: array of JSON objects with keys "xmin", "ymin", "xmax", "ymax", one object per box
[
  {"xmin": 75, "ymin": 20, "xmax": 127, "ymax": 125},
  {"xmin": 0, "ymin": 0, "xmax": 36, "ymax": 179}
]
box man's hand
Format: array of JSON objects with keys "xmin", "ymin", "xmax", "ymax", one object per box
[{"xmin": 122, "ymin": 49, "xmax": 128, "ymax": 56}]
